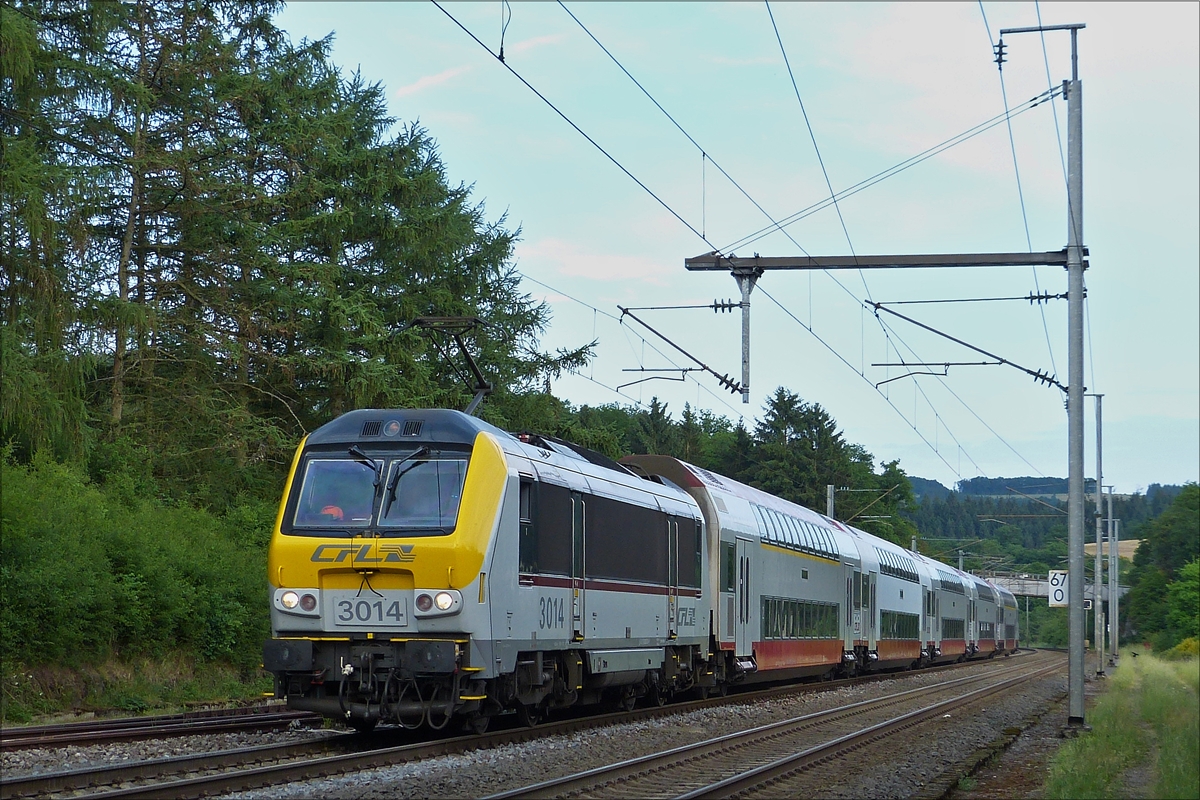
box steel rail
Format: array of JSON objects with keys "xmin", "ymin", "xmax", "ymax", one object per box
[
  {"xmin": 0, "ymin": 711, "xmax": 318, "ymax": 751},
  {"xmin": 679, "ymin": 661, "xmax": 1062, "ymax": 799},
  {"xmin": 45, "ymin": 653, "xmax": 1035, "ymax": 799},
  {"xmin": 4, "ymin": 703, "xmax": 299, "ymax": 736},
  {"xmin": 0, "ymin": 735, "xmax": 348, "ymax": 800},
  {"xmin": 483, "ymin": 653, "xmax": 1059, "ymax": 799}
]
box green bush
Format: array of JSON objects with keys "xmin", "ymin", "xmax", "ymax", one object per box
[{"xmin": 0, "ymin": 454, "xmax": 271, "ymax": 673}]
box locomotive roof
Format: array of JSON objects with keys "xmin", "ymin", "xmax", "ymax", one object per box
[
  {"xmin": 308, "ymin": 408, "xmax": 699, "ymax": 516},
  {"xmin": 305, "ymin": 408, "xmax": 514, "ymax": 448}
]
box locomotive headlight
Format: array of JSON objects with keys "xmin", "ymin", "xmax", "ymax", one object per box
[
  {"xmin": 274, "ymin": 588, "xmax": 320, "ymax": 617},
  {"xmin": 413, "ymin": 589, "xmax": 461, "ymax": 617}
]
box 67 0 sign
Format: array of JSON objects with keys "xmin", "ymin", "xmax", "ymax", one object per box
[{"xmin": 1048, "ymin": 570, "xmax": 1069, "ymax": 607}]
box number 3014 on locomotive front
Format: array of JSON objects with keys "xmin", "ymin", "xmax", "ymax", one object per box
[{"xmin": 326, "ymin": 590, "xmax": 409, "ymax": 628}]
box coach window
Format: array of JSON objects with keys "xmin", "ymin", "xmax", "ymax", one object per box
[
  {"xmin": 751, "ymin": 505, "xmax": 768, "ymax": 538},
  {"xmin": 766, "ymin": 510, "xmax": 781, "ymax": 543},
  {"xmin": 721, "ymin": 541, "xmax": 736, "ymax": 593},
  {"xmin": 786, "ymin": 516, "xmax": 801, "ymax": 548},
  {"xmin": 676, "ymin": 518, "xmax": 702, "ymax": 589}
]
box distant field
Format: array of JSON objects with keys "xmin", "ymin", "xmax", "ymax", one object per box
[{"xmin": 1084, "ymin": 539, "xmax": 1142, "ymax": 559}]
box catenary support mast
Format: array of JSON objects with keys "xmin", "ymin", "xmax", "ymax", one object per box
[
  {"xmin": 686, "ymin": 19, "xmax": 1089, "ymax": 727},
  {"xmin": 1091, "ymin": 393, "xmax": 1105, "ymax": 674}
]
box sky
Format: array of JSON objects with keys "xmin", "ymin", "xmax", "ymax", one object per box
[{"xmin": 275, "ymin": 2, "xmax": 1199, "ymax": 495}]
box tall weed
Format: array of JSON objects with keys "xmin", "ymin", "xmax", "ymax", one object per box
[
  {"xmin": 1045, "ymin": 653, "xmax": 1200, "ymax": 799},
  {"xmin": 1044, "ymin": 663, "xmax": 1146, "ymax": 799}
]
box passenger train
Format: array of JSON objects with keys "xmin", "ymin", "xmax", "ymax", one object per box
[{"xmin": 263, "ymin": 409, "xmax": 1019, "ymax": 732}]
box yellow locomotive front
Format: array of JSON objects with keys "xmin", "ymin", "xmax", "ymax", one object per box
[{"xmin": 263, "ymin": 409, "xmax": 508, "ymax": 732}]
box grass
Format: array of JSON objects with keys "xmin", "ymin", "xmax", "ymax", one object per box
[
  {"xmin": 1, "ymin": 654, "xmax": 272, "ymax": 724},
  {"xmin": 1044, "ymin": 650, "xmax": 1200, "ymax": 799}
]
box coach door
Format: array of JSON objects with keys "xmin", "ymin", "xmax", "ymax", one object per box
[
  {"xmin": 868, "ymin": 571, "xmax": 878, "ymax": 649},
  {"xmin": 571, "ymin": 492, "xmax": 585, "ymax": 641},
  {"xmin": 851, "ymin": 569, "xmax": 863, "ymax": 642},
  {"xmin": 736, "ymin": 538, "xmax": 753, "ymax": 655},
  {"xmin": 924, "ymin": 588, "xmax": 934, "ymax": 644},
  {"xmin": 667, "ymin": 518, "xmax": 679, "ymax": 639},
  {"xmin": 968, "ymin": 597, "xmax": 977, "ymax": 646}
]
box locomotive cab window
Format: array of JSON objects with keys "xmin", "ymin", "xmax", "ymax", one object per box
[
  {"xmin": 379, "ymin": 457, "xmax": 468, "ymax": 533},
  {"xmin": 292, "ymin": 459, "xmax": 377, "ymax": 528}
]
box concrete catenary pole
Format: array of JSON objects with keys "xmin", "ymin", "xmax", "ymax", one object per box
[
  {"xmin": 1092, "ymin": 394, "xmax": 1105, "ymax": 674},
  {"xmin": 1110, "ymin": 498, "xmax": 1119, "ymax": 665},
  {"xmin": 827, "ymin": 484, "xmax": 835, "ymax": 519},
  {"xmin": 1065, "ymin": 26, "xmax": 1087, "ymax": 725}
]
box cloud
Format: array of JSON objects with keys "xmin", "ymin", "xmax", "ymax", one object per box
[
  {"xmin": 508, "ymin": 33, "xmax": 565, "ymax": 55},
  {"xmin": 519, "ymin": 238, "xmax": 675, "ymax": 286},
  {"xmin": 394, "ymin": 65, "xmax": 472, "ymax": 98}
]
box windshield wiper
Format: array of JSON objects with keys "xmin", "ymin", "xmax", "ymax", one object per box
[
  {"xmin": 348, "ymin": 445, "xmax": 383, "ymax": 488},
  {"xmin": 383, "ymin": 446, "xmax": 431, "ymax": 518}
]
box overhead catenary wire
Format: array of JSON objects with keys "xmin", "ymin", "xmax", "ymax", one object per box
[
  {"xmin": 445, "ymin": 1, "xmax": 1053, "ymax": 482},
  {"xmin": 559, "ymin": 0, "xmax": 1006, "ymax": 476},
  {"xmin": 720, "ymin": 87, "xmax": 1058, "ymax": 254},
  {"xmin": 765, "ymin": 1, "xmax": 871, "ymax": 301},
  {"xmin": 433, "ymin": 1, "xmax": 719, "ymax": 252},
  {"xmin": 764, "ymin": 5, "xmax": 1037, "ymax": 482},
  {"xmin": 557, "ymin": 0, "xmax": 821, "ymax": 265},
  {"xmin": 558, "ymin": 0, "xmax": 883, "ymax": 322}
]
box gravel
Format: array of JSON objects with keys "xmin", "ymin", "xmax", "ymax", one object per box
[
  {"xmin": 1, "ymin": 654, "xmax": 1064, "ymax": 799},
  {"xmin": 777, "ymin": 672, "xmax": 1069, "ymax": 799},
  {"xmin": 216, "ymin": 653, "xmax": 1061, "ymax": 800}
]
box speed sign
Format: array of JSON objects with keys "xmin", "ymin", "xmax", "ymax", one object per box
[{"xmin": 1048, "ymin": 570, "xmax": 1069, "ymax": 607}]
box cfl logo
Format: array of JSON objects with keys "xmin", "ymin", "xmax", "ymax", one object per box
[{"xmin": 310, "ymin": 544, "xmax": 416, "ymax": 563}]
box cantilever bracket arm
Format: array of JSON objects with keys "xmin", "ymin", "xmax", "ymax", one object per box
[
  {"xmin": 869, "ymin": 302, "xmax": 1069, "ymax": 393},
  {"xmin": 617, "ymin": 306, "xmax": 743, "ymax": 396}
]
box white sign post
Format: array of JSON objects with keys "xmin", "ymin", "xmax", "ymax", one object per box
[{"xmin": 1048, "ymin": 570, "xmax": 1069, "ymax": 607}]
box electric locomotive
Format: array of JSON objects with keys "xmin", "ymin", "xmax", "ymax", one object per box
[
  {"xmin": 262, "ymin": 409, "xmax": 711, "ymax": 733},
  {"xmin": 263, "ymin": 408, "xmax": 1017, "ymax": 732}
]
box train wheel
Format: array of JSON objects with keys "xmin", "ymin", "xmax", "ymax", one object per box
[
  {"xmin": 649, "ymin": 685, "xmax": 668, "ymax": 707},
  {"xmin": 461, "ymin": 712, "xmax": 491, "ymax": 735},
  {"xmin": 350, "ymin": 718, "xmax": 378, "ymax": 734},
  {"xmin": 516, "ymin": 703, "xmax": 543, "ymax": 727}
]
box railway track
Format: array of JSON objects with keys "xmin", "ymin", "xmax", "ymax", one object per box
[
  {"xmin": 2, "ymin": 652, "xmax": 1039, "ymax": 799},
  {"xmin": 487, "ymin": 651, "xmax": 1061, "ymax": 799},
  {"xmin": 0, "ymin": 706, "xmax": 320, "ymax": 752}
]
